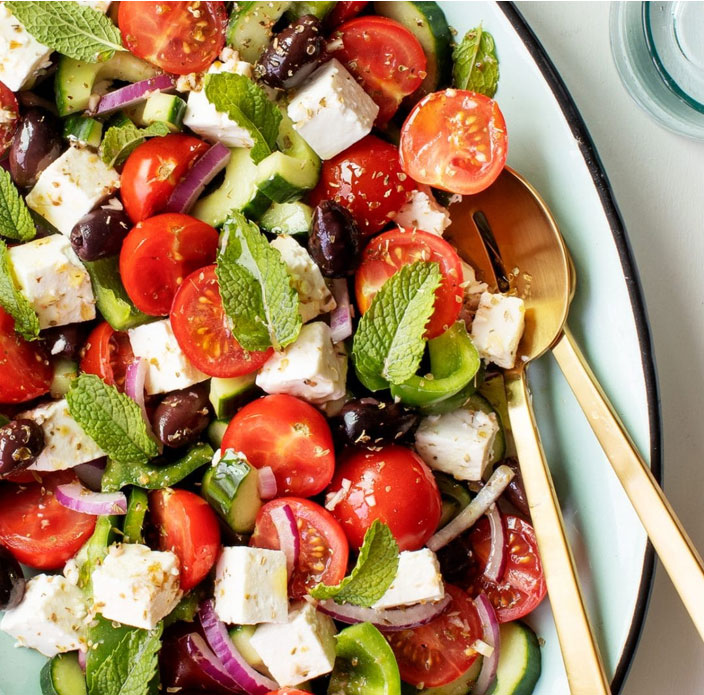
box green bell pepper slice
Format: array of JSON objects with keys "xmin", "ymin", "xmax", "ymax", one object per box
[{"xmin": 123, "ymin": 487, "xmax": 149, "ymax": 543}]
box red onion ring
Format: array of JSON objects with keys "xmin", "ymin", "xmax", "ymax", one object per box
[
  {"xmin": 329, "ymin": 279, "xmax": 353, "ymax": 343},
  {"xmin": 181, "ymin": 633, "xmax": 241, "ymax": 692},
  {"xmin": 124, "ymin": 358, "xmax": 161, "ymax": 452},
  {"xmin": 472, "ymin": 594, "xmax": 501, "ymax": 695},
  {"xmin": 257, "ymin": 466, "xmax": 277, "ymax": 500},
  {"xmin": 95, "ymin": 73, "xmax": 176, "ymax": 114},
  {"xmin": 55, "ymin": 481, "xmax": 127, "ymax": 515},
  {"xmin": 270, "ymin": 504, "xmax": 299, "ymax": 577},
  {"xmin": 77, "ymin": 649, "xmax": 86, "ymax": 672},
  {"xmin": 483, "ymin": 504, "xmax": 507, "ymax": 582}
]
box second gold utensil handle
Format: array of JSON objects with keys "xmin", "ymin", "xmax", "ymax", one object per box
[{"xmin": 553, "ymin": 327, "xmax": 704, "ymax": 642}]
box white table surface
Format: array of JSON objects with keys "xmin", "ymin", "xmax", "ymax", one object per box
[{"xmin": 514, "ymin": 2, "xmax": 704, "ymax": 693}]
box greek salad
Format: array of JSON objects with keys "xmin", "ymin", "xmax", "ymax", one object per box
[{"xmin": 0, "ymin": 2, "xmax": 546, "ymax": 695}]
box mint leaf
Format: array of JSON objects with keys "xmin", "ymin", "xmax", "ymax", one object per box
[
  {"xmin": 100, "ymin": 121, "xmax": 171, "ymax": 167},
  {"xmin": 216, "ymin": 211, "xmax": 301, "ymax": 351},
  {"xmin": 0, "ymin": 169, "xmax": 35, "ymax": 241},
  {"xmin": 67, "ymin": 374, "xmax": 159, "ymax": 464},
  {"xmin": 6, "ymin": 1, "xmax": 125, "ymax": 63},
  {"xmin": 205, "ymin": 73, "xmax": 282, "ymax": 163},
  {"xmin": 310, "ymin": 521, "xmax": 399, "ymax": 606},
  {"xmin": 0, "ymin": 239, "xmax": 40, "ymax": 340},
  {"xmin": 352, "ymin": 261, "xmax": 441, "ymax": 389},
  {"xmin": 452, "ymin": 25, "xmax": 500, "ymax": 97}
]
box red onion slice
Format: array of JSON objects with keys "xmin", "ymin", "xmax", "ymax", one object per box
[
  {"xmin": 317, "ymin": 593, "xmax": 451, "ymax": 632},
  {"xmin": 124, "ymin": 358, "xmax": 162, "ymax": 452},
  {"xmin": 257, "ymin": 466, "xmax": 277, "ymax": 500},
  {"xmin": 73, "ymin": 458, "xmax": 107, "ymax": 492},
  {"xmin": 472, "ymin": 594, "xmax": 501, "ymax": 695},
  {"xmin": 164, "ymin": 143, "xmax": 231, "ymax": 214},
  {"xmin": 181, "ymin": 633, "xmax": 241, "ymax": 692},
  {"xmin": 199, "ymin": 600, "xmax": 278, "ymax": 695},
  {"xmin": 96, "ymin": 73, "xmax": 176, "ymax": 114},
  {"xmin": 55, "ymin": 481, "xmax": 127, "ymax": 515},
  {"xmin": 329, "ymin": 279, "xmax": 353, "ymax": 343},
  {"xmin": 270, "ymin": 503, "xmax": 300, "ymax": 577},
  {"xmin": 77, "ymin": 649, "xmax": 86, "ymax": 672},
  {"xmin": 483, "ymin": 504, "xmax": 507, "ymax": 582}
]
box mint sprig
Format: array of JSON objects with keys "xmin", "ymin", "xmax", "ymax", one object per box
[
  {"xmin": 67, "ymin": 374, "xmax": 159, "ymax": 464},
  {"xmin": 0, "ymin": 239, "xmax": 40, "ymax": 340},
  {"xmin": 452, "ymin": 25, "xmax": 500, "ymax": 97},
  {"xmin": 216, "ymin": 211, "xmax": 301, "ymax": 351},
  {"xmin": 6, "ymin": 1, "xmax": 125, "ymax": 63},
  {"xmin": 352, "ymin": 261, "xmax": 441, "ymax": 390},
  {"xmin": 0, "ymin": 169, "xmax": 35, "ymax": 242},
  {"xmin": 100, "ymin": 121, "xmax": 171, "ymax": 167},
  {"xmin": 205, "ymin": 73, "xmax": 282, "ymax": 163},
  {"xmin": 309, "ymin": 520, "xmax": 399, "ymax": 606}
]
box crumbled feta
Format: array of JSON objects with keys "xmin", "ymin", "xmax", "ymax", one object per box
[
  {"xmin": 214, "ymin": 546, "xmax": 288, "ymax": 625},
  {"xmin": 21, "ymin": 398, "xmax": 105, "ymax": 472},
  {"xmin": 0, "ymin": 574, "xmax": 89, "ymax": 657},
  {"xmin": 373, "ymin": 549, "xmax": 445, "ymax": 610},
  {"xmin": 470, "ymin": 292, "xmax": 526, "ymax": 369},
  {"xmin": 75, "ymin": 0, "xmax": 112, "ymax": 11},
  {"xmin": 395, "ymin": 189, "xmax": 451, "ymax": 236},
  {"xmin": 26, "ymin": 146, "xmax": 120, "ymax": 236},
  {"xmin": 128, "ymin": 319, "xmax": 209, "ymax": 395},
  {"xmin": 8, "ymin": 235, "xmax": 96, "ymax": 329},
  {"xmin": 91, "ymin": 543, "xmax": 182, "ymax": 630},
  {"xmin": 415, "ymin": 408, "xmax": 500, "ymax": 481},
  {"xmin": 256, "ymin": 322, "xmax": 347, "ymax": 404},
  {"xmin": 287, "ymin": 59, "xmax": 379, "ymax": 160},
  {"xmin": 271, "ymin": 235, "xmax": 335, "ymax": 323},
  {"xmin": 250, "ymin": 601, "xmax": 337, "ymax": 687}
]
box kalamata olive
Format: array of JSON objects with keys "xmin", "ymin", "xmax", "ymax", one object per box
[
  {"xmin": 256, "ymin": 14, "xmax": 325, "ymax": 89},
  {"xmin": 41, "ymin": 323, "xmax": 91, "ymax": 361},
  {"xmin": 0, "ymin": 418, "xmax": 45, "ymax": 477},
  {"xmin": 70, "ymin": 203, "xmax": 132, "ymax": 261},
  {"xmin": 152, "ymin": 382, "xmax": 211, "ymax": 449},
  {"xmin": 500, "ymin": 458, "xmax": 530, "ymax": 517},
  {"xmin": 334, "ymin": 397, "xmax": 418, "ymax": 448},
  {"xmin": 309, "ymin": 200, "xmax": 361, "ymax": 277},
  {"xmin": 9, "ymin": 107, "xmax": 62, "ymax": 188},
  {"xmin": 0, "ymin": 546, "xmax": 25, "ymax": 611}
]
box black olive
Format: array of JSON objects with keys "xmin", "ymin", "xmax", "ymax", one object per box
[
  {"xmin": 0, "ymin": 546, "xmax": 25, "ymax": 611},
  {"xmin": 256, "ymin": 15, "xmax": 325, "ymax": 89},
  {"xmin": 9, "ymin": 107, "xmax": 63, "ymax": 188},
  {"xmin": 333, "ymin": 398, "xmax": 419, "ymax": 448},
  {"xmin": 500, "ymin": 458, "xmax": 530, "ymax": 517},
  {"xmin": 152, "ymin": 382, "xmax": 212, "ymax": 449},
  {"xmin": 69, "ymin": 203, "xmax": 132, "ymax": 262},
  {"xmin": 41, "ymin": 323, "xmax": 91, "ymax": 361},
  {"xmin": 309, "ymin": 200, "xmax": 361, "ymax": 277},
  {"xmin": 0, "ymin": 419, "xmax": 44, "ymax": 478}
]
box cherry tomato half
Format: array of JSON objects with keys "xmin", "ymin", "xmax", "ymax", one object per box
[
  {"xmin": 222, "ymin": 394, "xmax": 335, "ymax": 498},
  {"xmin": 400, "ymin": 89, "xmax": 508, "ymax": 195},
  {"xmin": 170, "ymin": 265, "xmax": 273, "ymax": 378},
  {"xmin": 0, "ymin": 81, "xmax": 19, "ymax": 156},
  {"xmin": 326, "ymin": 444, "xmax": 442, "ymax": 551},
  {"xmin": 251, "ymin": 497, "xmax": 349, "ymax": 599},
  {"xmin": 80, "ymin": 321, "xmax": 134, "ymax": 390},
  {"xmin": 150, "ymin": 488, "xmax": 221, "ymax": 591},
  {"xmin": 333, "ymin": 16, "xmax": 427, "ymax": 124},
  {"xmin": 120, "ymin": 213, "xmax": 219, "ymax": 316},
  {"xmin": 355, "ymin": 228, "xmax": 463, "ymax": 338},
  {"xmin": 121, "ymin": 134, "xmax": 209, "ymax": 223},
  {"xmin": 309, "ymin": 135, "xmax": 414, "ymax": 237},
  {"xmin": 118, "ymin": 1, "xmax": 227, "ymax": 74}
]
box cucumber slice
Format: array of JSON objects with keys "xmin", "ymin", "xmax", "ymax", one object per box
[
  {"xmin": 286, "ymin": 1, "xmax": 335, "ymax": 19},
  {"xmin": 404, "ymin": 658, "xmax": 482, "ymax": 695},
  {"xmin": 50, "ymin": 359, "xmax": 78, "ymax": 398},
  {"xmin": 465, "ymin": 393, "xmax": 506, "ymax": 464},
  {"xmin": 436, "ymin": 473, "xmax": 471, "ymax": 528},
  {"xmin": 123, "ymin": 487, "xmax": 149, "ymax": 543},
  {"xmin": 209, "ymin": 374, "xmax": 257, "ymax": 419},
  {"xmin": 260, "ymin": 201, "xmax": 313, "ymax": 236},
  {"xmin": 63, "ymin": 115, "xmax": 103, "ymax": 148},
  {"xmin": 132, "ymin": 92, "xmax": 186, "ymax": 131},
  {"xmin": 227, "ymin": 1, "xmax": 291, "ymax": 63},
  {"xmin": 208, "ymin": 419, "xmax": 229, "ymax": 449},
  {"xmin": 478, "ymin": 372, "xmax": 515, "ymax": 457},
  {"xmin": 229, "ymin": 625, "xmax": 268, "ymax": 671},
  {"xmin": 490, "ymin": 621, "xmax": 541, "ymax": 695},
  {"xmin": 40, "ymin": 652, "xmax": 87, "ymax": 695}
]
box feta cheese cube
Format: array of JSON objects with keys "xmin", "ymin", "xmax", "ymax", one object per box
[
  {"xmin": 250, "ymin": 602, "xmax": 337, "ymax": 686},
  {"xmin": 395, "ymin": 190, "xmax": 451, "ymax": 236},
  {"xmin": 128, "ymin": 319, "xmax": 209, "ymax": 395},
  {"xmin": 0, "ymin": 3, "xmax": 53, "ymax": 91},
  {"xmin": 0, "ymin": 574, "xmax": 89, "ymax": 657},
  {"xmin": 256, "ymin": 321, "xmax": 347, "ymax": 404},
  {"xmin": 271, "ymin": 235, "xmax": 335, "ymax": 323},
  {"xmin": 470, "ymin": 292, "xmax": 526, "ymax": 369},
  {"xmin": 26, "ymin": 146, "xmax": 120, "ymax": 236},
  {"xmin": 75, "ymin": 0, "xmax": 112, "ymax": 11},
  {"xmin": 8, "ymin": 235, "xmax": 96, "ymax": 329},
  {"xmin": 373, "ymin": 549, "xmax": 445, "ymax": 610},
  {"xmin": 214, "ymin": 546, "xmax": 288, "ymax": 625},
  {"xmin": 91, "ymin": 543, "xmax": 182, "ymax": 630},
  {"xmin": 415, "ymin": 408, "xmax": 500, "ymax": 481},
  {"xmin": 287, "ymin": 59, "xmax": 378, "ymax": 160},
  {"xmin": 21, "ymin": 398, "xmax": 105, "ymax": 472}
]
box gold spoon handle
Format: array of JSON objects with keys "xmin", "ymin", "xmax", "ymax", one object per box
[
  {"xmin": 553, "ymin": 327, "xmax": 704, "ymax": 641},
  {"xmin": 505, "ymin": 370, "xmax": 611, "ymax": 695}
]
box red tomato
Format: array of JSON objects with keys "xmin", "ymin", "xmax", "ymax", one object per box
[
  {"xmin": 150, "ymin": 488, "xmax": 221, "ymax": 591},
  {"xmin": 0, "ymin": 307, "xmax": 52, "ymax": 404},
  {"xmin": 222, "ymin": 395, "xmax": 335, "ymax": 498},
  {"xmin": 118, "ymin": 1, "xmax": 227, "ymax": 74},
  {"xmin": 251, "ymin": 498, "xmax": 349, "ymax": 599},
  {"xmin": 0, "ymin": 81, "xmax": 19, "ymax": 156},
  {"xmin": 326, "ymin": 445, "xmax": 442, "ymax": 551},
  {"xmin": 120, "ymin": 213, "xmax": 219, "ymax": 316},
  {"xmin": 121, "ymin": 134, "xmax": 209, "ymax": 223},
  {"xmin": 170, "ymin": 265, "xmax": 273, "ymax": 378},
  {"xmin": 80, "ymin": 321, "xmax": 134, "ymax": 390},
  {"xmin": 0, "ymin": 471, "xmax": 97, "ymax": 569},
  {"xmin": 333, "ymin": 17, "xmax": 427, "ymax": 124},
  {"xmin": 400, "ymin": 89, "xmax": 508, "ymax": 195},
  {"xmin": 466, "ymin": 515, "xmax": 546, "ymax": 622},
  {"xmin": 309, "ymin": 136, "xmax": 414, "ymax": 237},
  {"xmin": 325, "ymin": 1, "xmax": 368, "ymax": 28},
  {"xmin": 355, "ymin": 228, "xmax": 463, "ymax": 338},
  {"xmin": 386, "ymin": 585, "xmax": 483, "ymax": 687}
]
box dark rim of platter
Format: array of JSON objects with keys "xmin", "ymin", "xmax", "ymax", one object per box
[{"xmin": 499, "ymin": 3, "xmax": 663, "ymax": 693}]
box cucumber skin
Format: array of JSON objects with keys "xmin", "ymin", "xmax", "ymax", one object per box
[{"xmin": 40, "ymin": 653, "xmax": 87, "ymax": 695}]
